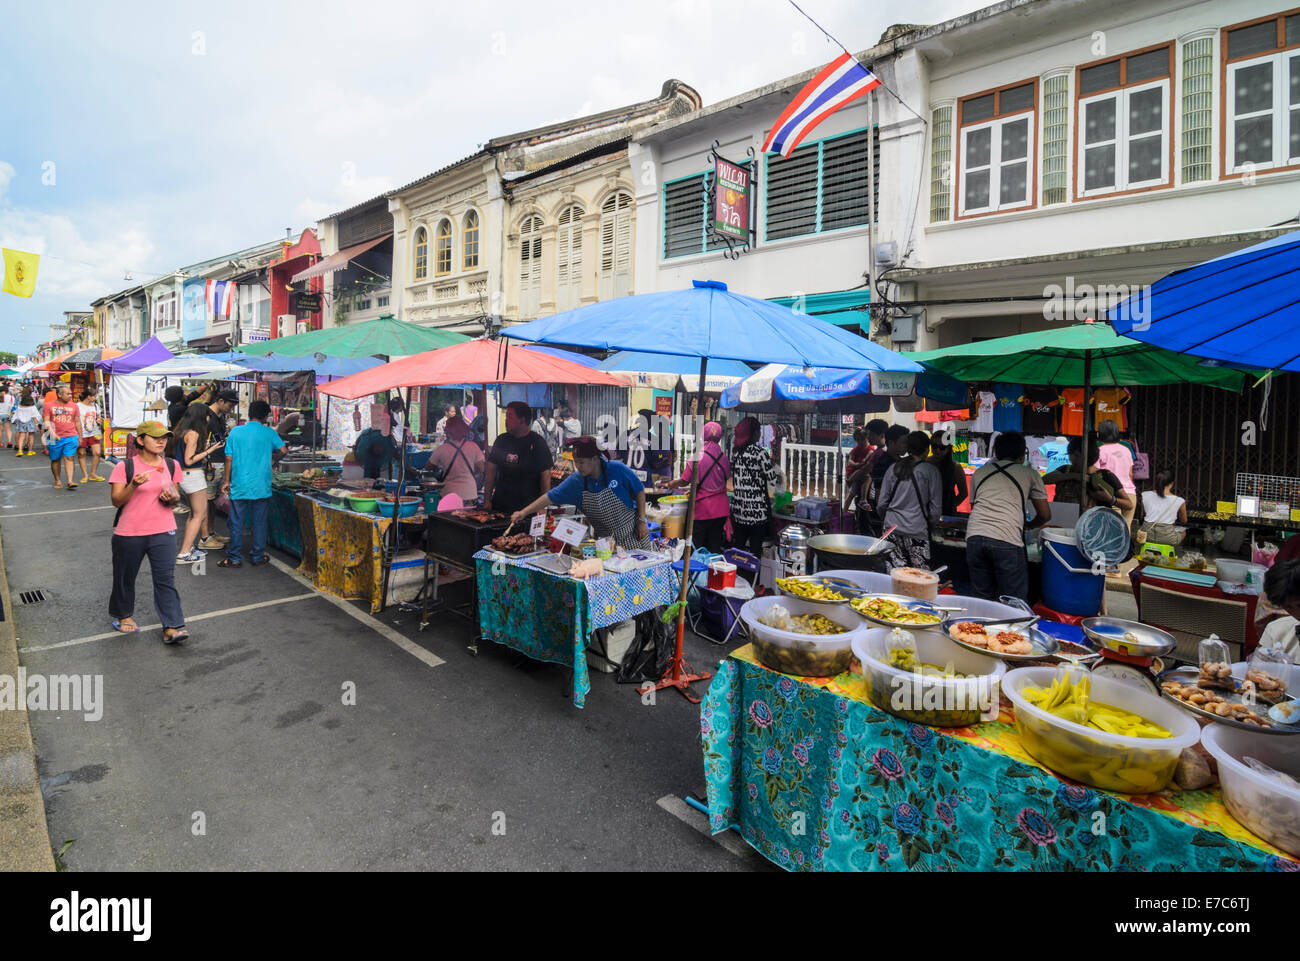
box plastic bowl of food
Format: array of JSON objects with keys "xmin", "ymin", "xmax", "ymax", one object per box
[
  {"xmin": 853, "ymin": 627, "xmax": 1005, "ymax": 727},
  {"xmin": 1002, "ymin": 667, "xmax": 1200, "ymax": 794},
  {"xmin": 347, "ymin": 496, "xmax": 378, "ymax": 513},
  {"xmin": 1201, "ymin": 723, "xmax": 1300, "ymax": 857},
  {"xmin": 376, "ymin": 495, "xmax": 422, "ymax": 518},
  {"xmin": 738, "ymin": 595, "xmax": 866, "ymax": 677}
]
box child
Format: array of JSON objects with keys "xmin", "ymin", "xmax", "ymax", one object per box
[
  {"xmin": 76, "ymin": 388, "xmax": 105, "ymax": 482},
  {"xmin": 11, "ymin": 390, "xmax": 39, "ymax": 456}
]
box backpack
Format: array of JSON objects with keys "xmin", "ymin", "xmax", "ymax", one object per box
[{"xmin": 112, "ymin": 455, "xmax": 178, "ymax": 529}]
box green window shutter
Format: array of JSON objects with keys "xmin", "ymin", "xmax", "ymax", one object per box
[{"xmin": 663, "ymin": 174, "xmax": 707, "ymax": 258}]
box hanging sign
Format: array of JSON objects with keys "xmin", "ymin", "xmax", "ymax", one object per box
[
  {"xmin": 869, "ymin": 371, "xmax": 917, "ymax": 396},
  {"xmin": 295, "ymin": 292, "xmax": 321, "ymax": 313},
  {"xmin": 712, "ymin": 156, "xmax": 750, "ymax": 241}
]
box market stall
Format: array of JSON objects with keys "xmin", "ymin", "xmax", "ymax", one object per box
[
  {"xmin": 701, "ymin": 570, "xmax": 1300, "ymax": 871},
  {"xmin": 473, "ymin": 548, "xmax": 680, "ymax": 708},
  {"xmin": 702, "ymin": 645, "xmax": 1295, "ymax": 871}
]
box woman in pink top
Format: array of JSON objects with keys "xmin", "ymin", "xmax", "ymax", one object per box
[
  {"xmin": 428, "ymin": 415, "xmax": 484, "ymax": 504},
  {"xmin": 1096, "ymin": 419, "xmax": 1136, "ymax": 529},
  {"xmin": 667, "ymin": 421, "xmax": 731, "ymax": 554},
  {"xmin": 107, "ymin": 422, "xmax": 188, "ymax": 643}
]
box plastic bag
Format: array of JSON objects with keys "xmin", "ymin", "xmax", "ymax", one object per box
[
  {"xmin": 1197, "ymin": 635, "xmax": 1235, "ymax": 691},
  {"xmin": 1245, "ymin": 646, "xmax": 1291, "ymax": 704},
  {"xmin": 759, "ymin": 603, "xmax": 793, "ymax": 631}
]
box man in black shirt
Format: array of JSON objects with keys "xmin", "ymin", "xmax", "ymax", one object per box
[{"xmin": 484, "ymin": 401, "xmax": 552, "ymax": 515}]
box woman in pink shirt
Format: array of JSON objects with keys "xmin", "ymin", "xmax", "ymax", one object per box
[
  {"xmin": 667, "ymin": 420, "xmax": 731, "ymax": 554},
  {"xmin": 1096, "ymin": 419, "xmax": 1136, "ymax": 529},
  {"xmin": 108, "ymin": 422, "xmax": 189, "ymax": 643}
]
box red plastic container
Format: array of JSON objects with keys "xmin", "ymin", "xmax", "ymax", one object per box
[{"xmin": 707, "ymin": 561, "xmax": 737, "ymax": 590}]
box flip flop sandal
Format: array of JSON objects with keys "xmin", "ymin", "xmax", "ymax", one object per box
[
  {"xmin": 111, "ymin": 619, "xmax": 139, "ymax": 634},
  {"xmin": 67, "ymin": 483, "xmax": 78, "ymax": 489},
  {"xmin": 162, "ymin": 629, "xmax": 190, "ymax": 645}
]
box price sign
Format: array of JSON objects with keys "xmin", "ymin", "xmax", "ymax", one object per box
[
  {"xmin": 552, "ymin": 517, "xmax": 588, "ymax": 547},
  {"xmin": 529, "ymin": 513, "xmax": 545, "ymax": 537}
]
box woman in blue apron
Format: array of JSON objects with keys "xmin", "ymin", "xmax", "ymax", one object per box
[{"xmin": 510, "ymin": 436, "xmax": 653, "ymax": 549}]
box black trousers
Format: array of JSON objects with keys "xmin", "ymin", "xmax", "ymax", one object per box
[
  {"xmin": 730, "ymin": 520, "xmax": 769, "ymax": 557},
  {"xmin": 110, "ymin": 531, "xmax": 185, "ymax": 629},
  {"xmin": 692, "ymin": 516, "xmax": 727, "ymax": 555}
]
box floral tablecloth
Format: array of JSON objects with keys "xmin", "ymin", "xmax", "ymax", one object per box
[
  {"xmin": 296, "ymin": 496, "xmax": 421, "ymax": 614},
  {"xmin": 473, "ymin": 551, "xmax": 679, "ymax": 708},
  {"xmin": 701, "ymin": 645, "xmax": 1300, "ymax": 872}
]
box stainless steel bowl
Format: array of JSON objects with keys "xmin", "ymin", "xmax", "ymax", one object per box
[{"xmin": 1081, "ymin": 617, "xmax": 1176, "ymax": 658}]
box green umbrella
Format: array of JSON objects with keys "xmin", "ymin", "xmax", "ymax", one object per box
[
  {"xmin": 238, "ymin": 314, "xmax": 469, "ymax": 358},
  {"xmin": 0, "ymin": 368, "xmax": 22, "ymax": 377},
  {"xmin": 909, "ymin": 321, "xmax": 1260, "ymax": 509},
  {"xmin": 907, "ymin": 321, "xmax": 1256, "ymax": 390}
]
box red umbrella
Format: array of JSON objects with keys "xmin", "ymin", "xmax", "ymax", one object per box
[{"xmin": 317, "ymin": 338, "xmax": 627, "ymax": 399}]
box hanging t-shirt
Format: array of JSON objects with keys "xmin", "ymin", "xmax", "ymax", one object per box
[
  {"xmin": 972, "ymin": 391, "xmax": 996, "ymax": 433},
  {"xmin": 992, "ymin": 384, "xmax": 1024, "ymax": 432},
  {"xmin": 1059, "ymin": 388, "xmax": 1087, "ymax": 435},
  {"xmin": 1094, "ymin": 387, "xmax": 1130, "ymax": 432},
  {"xmin": 1021, "ymin": 386, "xmax": 1059, "ymax": 435}
]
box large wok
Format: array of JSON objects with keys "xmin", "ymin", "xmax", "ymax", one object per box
[{"xmin": 808, "ymin": 533, "xmax": 890, "ymax": 573}]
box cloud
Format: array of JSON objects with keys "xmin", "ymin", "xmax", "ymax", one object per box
[
  {"xmin": 0, "ymin": 205, "xmax": 156, "ymax": 301},
  {"xmin": 0, "ymin": 161, "xmax": 14, "ymax": 200}
]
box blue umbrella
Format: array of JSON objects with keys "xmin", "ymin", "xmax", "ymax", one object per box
[
  {"xmin": 597, "ymin": 350, "xmax": 755, "ymax": 378},
  {"xmin": 1109, "ymin": 229, "xmax": 1300, "ymax": 372},
  {"xmin": 502, "ymin": 279, "xmax": 921, "ymax": 704},
  {"xmin": 504, "ymin": 280, "xmax": 924, "ymax": 371},
  {"xmin": 720, "ymin": 365, "xmax": 969, "ymax": 412}
]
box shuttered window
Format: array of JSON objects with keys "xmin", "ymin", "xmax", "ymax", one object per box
[
  {"xmin": 765, "ymin": 127, "xmax": 879, "ymax": 240},
  {"xmin": 435, "ymin": 219, "xmax": 452, "ymax": 276},
  {"xmin": 555, "ymin": 205, "xmax": 584, "ymax": 312},
  {"xmin": 599, "ymin": 191, "xmax": 632, "ymax": 300},
  {"xmin": 462, "ymin": 210, "xmax": 480, "ymax": 270},
  {"xmin": 661, "ymin": 171, "xmax": 741, "ymax": 259},
  {"xmin": 518, "ymin": 215, "xmax": 543, "ymax": 317}
]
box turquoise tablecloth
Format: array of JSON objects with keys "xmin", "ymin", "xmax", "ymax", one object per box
[
  {"xmin": 702, "ymin": 650, "xmax": 1297, "ymax": 872},
  {"xmin": 473, "ymin": 550, "xmax": 679, "ymax": 708}
]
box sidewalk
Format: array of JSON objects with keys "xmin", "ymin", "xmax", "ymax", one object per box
[{"xmin": 0, "ymin": 456, "xmax": 754, "ymax": 871}]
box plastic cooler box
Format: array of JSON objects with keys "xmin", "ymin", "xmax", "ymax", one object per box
[{"xmin": 707, "ymin": 561, "xmax": 736, "ymax": 590}]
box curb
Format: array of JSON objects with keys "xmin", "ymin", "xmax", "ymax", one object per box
[{"xmin": 0, "ymin": 523, "xmax": 57, "ymax": 870}]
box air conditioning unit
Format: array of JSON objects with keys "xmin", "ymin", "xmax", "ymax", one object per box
[{"xmin": 277, "ymin": 314, "xmax": 296, "ymax": 338}]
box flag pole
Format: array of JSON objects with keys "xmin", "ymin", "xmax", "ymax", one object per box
[{"xmin": 866, "ymin": 89, "xmax": 877, "ymax": 341}]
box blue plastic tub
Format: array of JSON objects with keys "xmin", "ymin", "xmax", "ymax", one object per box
[
  {"xmin": 376, "ymin": 497, "xmax": 421, "ymax": 518},
  {"xmin": 1040, "ymin": 528, "xmax": 1105, "ymax": 617}
]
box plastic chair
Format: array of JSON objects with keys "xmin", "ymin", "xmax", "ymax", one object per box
[
  {"xmin": 437, "ymin": 492, "xmax": 464, "ymax": 512},
  {"xmin": 697, "ymin": 549, "xmax": 759, "ymax": 646}
]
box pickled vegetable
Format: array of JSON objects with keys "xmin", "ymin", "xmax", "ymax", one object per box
[
  {"xmin": 1021, "ymin": 673, "xmax": 1172, "ymax": 738},
  {"xmin": 850, "ymin": 596, "xmax": 941, "ymax": 625},
  {"xmin": 777, "ymin": 578, "xmax": 846, "ymax": 601}
]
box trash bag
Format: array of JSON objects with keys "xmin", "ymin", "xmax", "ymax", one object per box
[{"xmin": 616, "ymin": 606, "xmax": 674, "ymax": 685}]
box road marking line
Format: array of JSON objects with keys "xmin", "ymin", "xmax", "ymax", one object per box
[
  {"xmin": 2, "ymin": 505, "xmax": 116, "ymax": 518},
  {"xmin": 655, "ymin": 795, "xmax": 757, "ymax": 860},
  {"xmin": 19, "ymin": 593, "xmax": 319, "ymax": 653},
  {"xmin": 266, "ymin": 557, "xmax": 446, "ymax": 668}
]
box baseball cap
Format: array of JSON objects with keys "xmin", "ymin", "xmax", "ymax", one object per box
[
  {"xmin": 216, "ymin": 389, "xmax": 239, "ymax": 404},
  {"xmin": 135, "ymin": 421, "xmax": 173, "ymax": 438}
]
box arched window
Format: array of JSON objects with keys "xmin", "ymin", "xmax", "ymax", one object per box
[
  {"xmin": 462, "ymin": 210, "xmax": 480, "ymax": 270},
  {"xmin": 435, "ymin": 219, "xmax": 452, "ymax": 276},
  {"xmin": 518, "ymin": 215, "xmax": 543, "ymax": 317},
  {"xmin": 599, "ymin": 191, "xmax": 633, "ymax": 300},
  {"xmin": 555, "ymin": 204, "xmax": 584, "ymax": 312},
  {"xmin": 413, "ymin": 226, "xmax": 428, "ymax": 281}
]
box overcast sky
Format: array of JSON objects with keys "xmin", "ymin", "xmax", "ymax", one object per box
[{"xmin": 0, "ymin": 0, "xmax": 984, "ymax": 355}]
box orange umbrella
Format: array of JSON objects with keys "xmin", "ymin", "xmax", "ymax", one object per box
[{"xmin": 317, "ymin": 338, "xmax": 626, "ymax": 400}]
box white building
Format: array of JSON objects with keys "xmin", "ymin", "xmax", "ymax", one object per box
[{"xmin": 386, "ymin": 81, "xmax": 701, "ymax": 336}]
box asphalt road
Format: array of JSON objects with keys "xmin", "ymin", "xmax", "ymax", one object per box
[{"xmin": 1, "ymin": 457, "xmax": 766, "ymax": 871}]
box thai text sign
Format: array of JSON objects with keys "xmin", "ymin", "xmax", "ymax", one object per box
[{"xmin": 712, "ymin": 157, "xmax": 750, "ymax": 240}]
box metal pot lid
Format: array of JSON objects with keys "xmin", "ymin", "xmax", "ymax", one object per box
[
  {"xmin": 1075, "ymin": 506, "xmax": 1133, "ymax": 567},
  {"xmin": 778, "ymin": 524, "xmax": 811, "ymax": 547},
  {"xmin": 1081, "ymin": 617, "xmax": 1176, "ymax": 657}
]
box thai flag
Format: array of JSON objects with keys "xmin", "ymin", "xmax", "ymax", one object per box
[
  {"xmin": 205, "ymin": 280, "xmax": 236, "ymax": 318},
  {"xmin": 762, "ymin": 52, "xmax": 882, "ymax": 157}
]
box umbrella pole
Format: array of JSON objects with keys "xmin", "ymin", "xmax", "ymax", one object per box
[
  {"xmin": 379, "ymin": 386, "xmax": 411, "ymax": 614},
  {"xmin": 1080, "ymin": 352, "xmax": 1092, "ymax": 512},
  {"xmin": 654, "ymin": 356, "xmax": 713, "ymax": 703}
]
